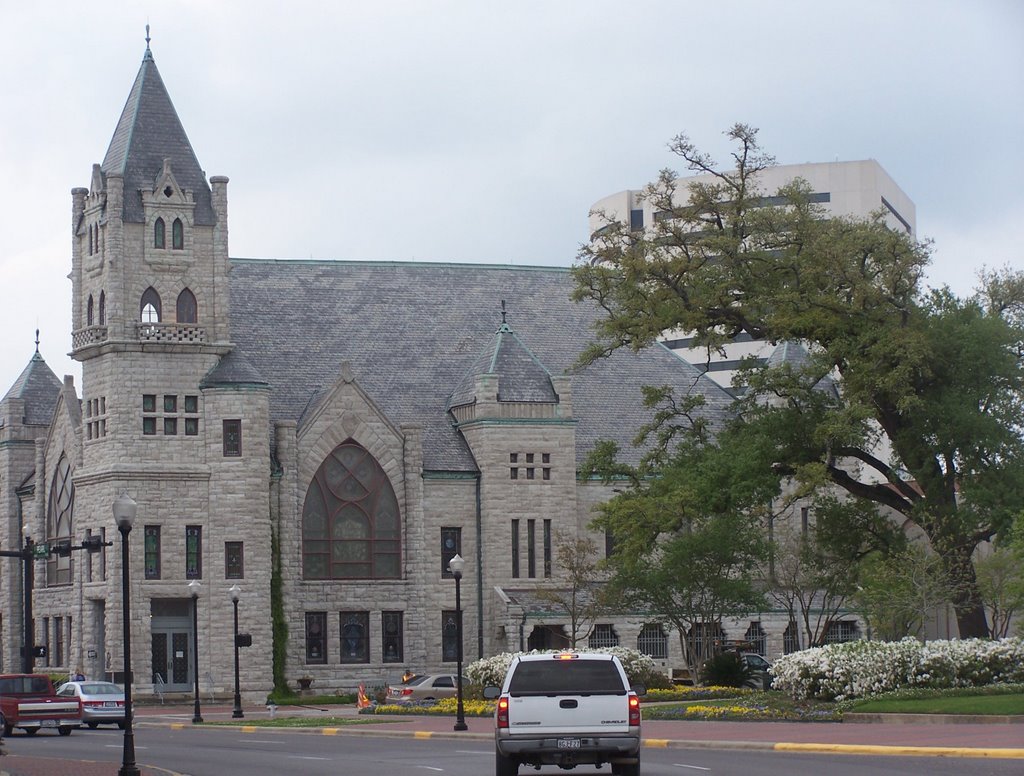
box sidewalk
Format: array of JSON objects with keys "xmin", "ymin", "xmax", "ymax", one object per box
[{"xmin": 2, "ymin": 701, "xmax": 1022, "ymax": 775}]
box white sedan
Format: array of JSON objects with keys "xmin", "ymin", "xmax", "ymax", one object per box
[{"xmin": 55, "ymin": 681, "xmax": 126, "ymax": 728}]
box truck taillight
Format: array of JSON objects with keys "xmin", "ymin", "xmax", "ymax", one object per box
[
  {"xmin": 628, "ymin": 693, "xmax": 641, "ymax": 726},
  {"xmin": 496, "ymin": 696, "xmax": 509, "ymax": 728}
]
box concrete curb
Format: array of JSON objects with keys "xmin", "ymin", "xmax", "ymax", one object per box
[{"xmin": 144, "ymin": 719, "xmax": 1024, "ymax": 760}]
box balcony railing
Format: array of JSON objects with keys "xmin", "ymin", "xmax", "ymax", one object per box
[{"xmin": 137, "ymin": 322, "xmax": 207, "ymax": 343}]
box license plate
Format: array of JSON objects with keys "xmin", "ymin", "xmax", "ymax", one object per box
[
  {"xmin": 41, "ymin": 720, "xmax": 58, "ymax": 728},
  {"xmin": 104, "ymin": 701, "xmax": 118, "ymax": 707},
  {"xmin": 557, "ymin": 738, "xmax": 581, "ymax": 749}
]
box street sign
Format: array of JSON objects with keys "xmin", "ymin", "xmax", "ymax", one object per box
[{"xmin": 31, "ymin": 543, "xmax": 50, "ymax": 559}]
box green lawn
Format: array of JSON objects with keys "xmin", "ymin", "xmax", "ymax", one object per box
[{"xmin": 851, "ymin": 693, "xmax": 1024, "ymax": 715}]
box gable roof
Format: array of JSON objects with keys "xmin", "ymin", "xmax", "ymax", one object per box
[
  {"xmin": 229, "ymin": 259, "xmax": 735, "ymax": 472},
  {"xmin": 1, "ymin": 352, "xmax": 62, "ymax": 426},
  {"xmin": 101, "ymin": 47, "xmax": 215, "ymax": 225}
]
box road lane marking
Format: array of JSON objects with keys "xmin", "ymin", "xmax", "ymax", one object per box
[
  {"xmin": 288, "ymin": 755, "xmax": 331, "ymax": 761},
  {"xmin": 415, "ymin": 767, "xmax": 443, "ymax": 772},
  {"xmin": 673, "ymin": 764, "xmax": 711, "ymax": 771}
]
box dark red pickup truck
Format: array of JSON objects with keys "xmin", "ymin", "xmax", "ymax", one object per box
[{"xmin": 0, "ymin": 674, "xmax": 82, "ymax": 736}]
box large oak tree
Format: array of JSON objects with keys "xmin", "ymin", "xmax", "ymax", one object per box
[{"xmin": 573, "ymin": 124, "xmax": 1024, "ymax": 639}]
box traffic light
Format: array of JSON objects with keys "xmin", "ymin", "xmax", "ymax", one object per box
[
  {"xmin": 235, "ymin": 634, "xmax": 253, "ymax": 648},
  {"xmin": 53, "ymin": 539, "xmax": 73, "ymax": 558},
  {"xmin": 81, "ymin": 535, "xmax": 106, "ymax": 553}
]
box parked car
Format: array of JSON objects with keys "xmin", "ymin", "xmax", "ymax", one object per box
[
  {"xmin": 740, "ymin": 653, "xmax": 773, "ymax": 689},
  {"xmin": 385, "ymin": 673, "xmax": 467, "ymax": 703},
  {"xmin": 483, "ymin": 652, "xmax": 645, "ymax": 776},
  {"xmin": 0, "ymin": 674, "xmax": 81, "ymax": 736},
  {"xmin": 55, "ymin": 681, "xmax": 126, "ymax": 729}
]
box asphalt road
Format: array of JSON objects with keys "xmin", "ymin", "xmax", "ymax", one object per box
[{"xmin": 3, "ymin": 725, "xmax": 1023, "ymax": 776}]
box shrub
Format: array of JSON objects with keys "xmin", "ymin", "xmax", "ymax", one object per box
[
  {"xmin": 466, "ymin": 646, "xmax": 666, "ymax": 688},
  {"xmin": 699, "ymin": 653, "xmax": 752, "ymax": 688},
  {"xmin": 770, "ymin": 636, "xmax": 1024, "ymax": 701}
]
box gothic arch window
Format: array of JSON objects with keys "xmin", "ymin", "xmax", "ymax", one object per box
[
  {"xmin": 46, "ymin": 453, "xmax": 75, "ymax": 586},
  {"xmin": 87, "ymin": 295, "xmax": 94, "ymax": 326},
  {"xmin": 88, "ymin": 224, "xmax": 93, "ymax": 255},
  {"xmin": 98, "ymin": 291, "xmax": 106, "ymax": 325},
  {"xmin": 176, "ymin": 288, "xmax": 197, "ymax": 324},
  {"xmin": 302, "ymin": 440, "xmax": 401, "ymax": 580},
  {"xmin": 172, "ymin": 218, "xmax": 184, "ymax": 250},
  {"xmin": 154, "ymin": 217, "xmax": 166, "ymax": 249},
  {"xmin": 141, "ymin": 287, "xmax": 162, "ymax": 323}
]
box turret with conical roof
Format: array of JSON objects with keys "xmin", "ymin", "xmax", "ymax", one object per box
[{"xmin": 70, "ymin": 37, "xmax": 231, "ymax": 355}]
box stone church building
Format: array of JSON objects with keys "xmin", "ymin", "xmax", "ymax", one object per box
[{"xmin": 0, "ymin": 44, "xmax": 812, "ymax": 700}]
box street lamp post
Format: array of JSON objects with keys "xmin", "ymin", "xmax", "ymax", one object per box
[
  {"xmin": 189, "ymin": 579, "xmax": 203, "ymax": 724},
  {"xmin": 113, "ymin": 492, "xmax": 140, "ymax": 776},
  {"xmin": 229, "ymin": 584, "xmax": 244, "ymax": 719},
  {"xmin": 448, "ymin": 553, "xmax": 467, "ymax": 732}
]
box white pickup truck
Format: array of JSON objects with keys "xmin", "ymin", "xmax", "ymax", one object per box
[{"xmin": 484, "ymin": 652, "xmax": 644, "ymax": 776}]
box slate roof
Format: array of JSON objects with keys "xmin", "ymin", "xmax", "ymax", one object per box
[
  {"xmin": 1, "ymin": 352, "xmax": 62, "ymax": 426},
  {"xmin": 447, "ymin": 321, "xmax": 558, "ymax": 408},
  {"xmin": 101, "ymin": 48, "xmax": 215, "ymax": 225},
  {"xmin": 766, "ymin": 340, "xmax": 839, "ymax": 395},
  {"xmin": 229, "ymin": 259, "xmax": 735, "ymax": 472}
]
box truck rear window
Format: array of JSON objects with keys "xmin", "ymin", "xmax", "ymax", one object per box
[
  {"xmin": 0, "ymin": 676, "xmax": 51, "ymax": 694},
  {"xmin": 508, "ymin": 660, "xmax": 626, "ymax": 696}
]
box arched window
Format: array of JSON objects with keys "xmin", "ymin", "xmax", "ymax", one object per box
[
  {"xmin": 172, "ymin": 218, "xmax": 184, "ymax": 250},
  {"xmin": 47, "ymin": 453, "xmax": 75, "ymax": 586},
  {"xmin": 87, "ymin": 295, "xmax": 94, "ymax": 326},
  {"xmin": 98, "ymin": 291, "xmax": 106, "ymax": 325},
  {"xmin": 88, "ymin": 224, "xmax": 93, "ymax": 255},
  {"xmin": 141, "ymin": 287, "xmax": 162, "ymax": 323},
  {"xmin": 302, "ymin": 440, "xmax": 401, "ymax": 580},
  {"xmin": 637, "ymin": 623, "xmax": 668, "ymax": 659},
  {"xmin": 176, "ymin": 288, "xmax": 197, "ymax": 323},
  {"xmin": 154, "ymin": 217, "xmax": 166, "ymax": 249}
]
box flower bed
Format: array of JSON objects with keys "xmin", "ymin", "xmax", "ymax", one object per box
[
  {"xmin": 363, "ymin": 697, "xmax": 494, "ymax": 716},
  {"xmin": 770, "ymin": 637, "xmax": 1024, "ymax": 701}
]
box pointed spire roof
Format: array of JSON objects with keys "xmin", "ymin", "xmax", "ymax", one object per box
[
  {"xmin": 447, "ymin": 304, "xmax": 559, "ymax": 409},
  {"xmin": 101, "ymin": 42, "xmax": 215, "ymax": 225},
  {"xmin": 2, "ymin": 342, "xmax": 63, "ymax": 426}
]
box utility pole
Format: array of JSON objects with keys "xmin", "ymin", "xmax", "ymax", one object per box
[{"xmin": 1, "ymin": 534, "xmax": 109, "ymax": 673}]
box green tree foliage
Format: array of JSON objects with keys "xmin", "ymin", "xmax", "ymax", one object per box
[
  {"xmin": 852, "ymin": 545, "xmax": 953, "ymax": 641},
  {"xmin": 586, "ymin": 429, "xmax": 769, "ymax": 682},
  {"xmin": 574, "ymin": 124, "xmax": 1024, "ymax": 639},
  {"xmin": 974, "ymin": 512, "xmax": 1024, "ymax": 638}
]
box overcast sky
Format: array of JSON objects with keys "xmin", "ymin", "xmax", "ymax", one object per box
[{"xmin": 1, "ymin": 0, "xmax": 1021, "ymax": 395}]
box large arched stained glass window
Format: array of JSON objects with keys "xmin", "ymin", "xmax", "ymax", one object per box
[
  {"xmin": 46, "ymin": 453, "xmax": 75, "ymax": 586},
  {"xmin": 302, "ymin": 441, "xmax": 401, "ymax": 580}
]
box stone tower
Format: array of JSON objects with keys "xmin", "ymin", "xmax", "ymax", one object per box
[{"xmin": 59, "ymin": 40, "xmax": 273, "ymax": 698}]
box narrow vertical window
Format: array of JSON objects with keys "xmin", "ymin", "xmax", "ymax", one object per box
[
  {"xmin": 140, "ymin": 287, "xmax": 162, "ymax": 323},
  {"xmin": 527, "ymin": 519, "xmax": 536, "ymax": 578},
  {"xmin": 511, "ymin": 520, "xmax": 520, "ymax": 578},
  {"xmin": 85, "ymin": 528, "xmax": 94, "ymax": 583},
  {"xmin": 54, "ymin": 617, "xmax": 64, "ymax": 667},
  {"xmin": 225, "ymin": 541, "xmax": 244, "ymax": 579},
  {"xmin": 98, "ymin": 291, "xmax": 106, "ymax": 325},
  {"xmin": 543, "ymin": 519, "xmax": 552, "ymax": 578},
  {"xmin": 185, "ymin": 526, "xmax": 202, "ymax": 579},
  {"xmin": 382, "ymin": 611, "xmax": 403, "ymax": 663},
  {"xmin": 87, "ymin": 295, "xmax": 95, "ymax": 326},
  {"xmin": 339, "ymin": 611, "xmax": 369, "ymax": 664},
  {"xmin": 223, "ymin": 419, "xmax": 242, "ymax": 457},
  {"xmin": 172, "ymin": 218, "xmax": 184, "ymax": 250},
  {"xmin": 43, "ymin": 618, "xmax": 50, "ymax": 667},
  {"xmin": 441, "ymin": 527, "xmax": 461, "ymax": 578},
  {"xmin": 176, "ymin": 288, "xmax": 197, "ymax": 323},
  {"xmin": 101, "ymin": 527, "xmax": 107, "ymax": 581},
  {"xmin": 441, "ymin": 611, "xmax": 459, "ymax": 662},
  {"xmin": 144, "ymin": 525, "xmax": 161, "ymax": 580},
  {"xmin": 154, "ymin": 217, "xmax": 166, "ymax": 249},
  {"xmin": 801, "ymin": 506, "xmax": 810, "ymax": 536},
  {"xmin": 305, "ymin": 612, "xmax": 327, "ymax": 664}
]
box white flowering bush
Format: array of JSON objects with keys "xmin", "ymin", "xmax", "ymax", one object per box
[
  {"xmin": 770, "ymin": 637, "xmax": 1024, "ymax": 701},
  {"xmin": 466, "ymin": 646, "xmax": 660, "ymax": 688}
]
